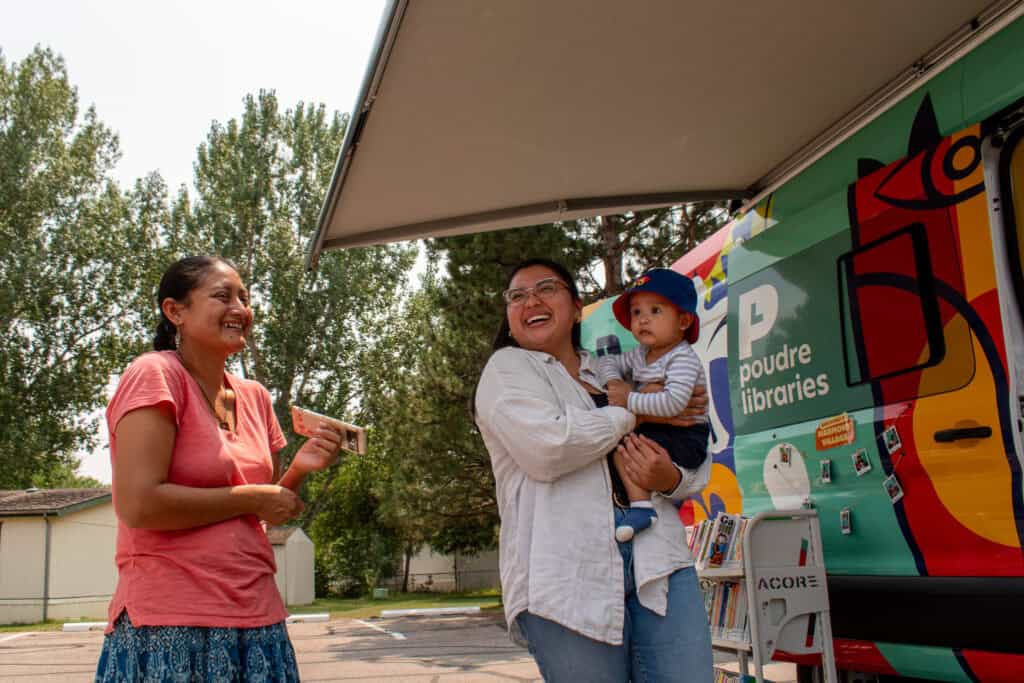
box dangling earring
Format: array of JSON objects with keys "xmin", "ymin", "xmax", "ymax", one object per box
[{"xmin": 174, "ymin": 326, "xmax": 181, "ymax": 349}]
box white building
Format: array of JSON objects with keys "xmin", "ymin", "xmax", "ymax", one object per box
[
  {"xmin": 386, "ymin": 547, "xmax": 499, "ymax": 593},
  {"xmin": 0, "ymin": 488, "xmax": 116, "ymax": 624},
  {"xmin": 267, "ymin": 526, "xmax": 315, "ymax": 606}
]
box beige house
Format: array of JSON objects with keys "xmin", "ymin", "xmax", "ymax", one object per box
[
  {"xmin": 386, "ymin": 547, "xmax": 499, "ymax": 593},
  {"xmin": 0, "ymin": 488, "xmax": 117, "ymax": 624},
  {"xmin": 0, "ymin": 489, "xmax": 316, "ymax": 625},
  {"xmin": 267, "ymin": 526, "xmax": 315, "ymax": 606}
]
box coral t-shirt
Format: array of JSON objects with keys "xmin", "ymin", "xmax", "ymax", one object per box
[{"xmin": 104, "ymin": 351, "xmax": 289, "ymax": 631}]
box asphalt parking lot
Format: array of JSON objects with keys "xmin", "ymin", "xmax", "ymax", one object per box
[{"xmin": 0, "ymin": 613, "xmax": 795, "ymax": 682}]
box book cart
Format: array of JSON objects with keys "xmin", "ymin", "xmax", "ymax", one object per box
[{"xmin": 691, "ymin": 509, "xmax": 838, "ymax": 683}]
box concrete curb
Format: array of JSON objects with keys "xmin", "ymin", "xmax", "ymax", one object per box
[
  {"xmin": 62, "ymin": 622, "xmax": 107, "ymax": 632},
  {"xmin": 286, "ymin": 613, "xmax": 329, "ymax": 623},
  {"xmin": 58, "ymin": 614, "xmax": 330, "ymax": 632}
]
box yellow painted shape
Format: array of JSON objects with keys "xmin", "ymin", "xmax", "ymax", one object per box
[
  {"xmin": 691, "ymin": 462, "xmax": 743, "ymax": 524},
  {"xmin": 914, "ymin": 315, "xmax": 1018, "ymax": 546},
  {"xmin": 951, "ymin": 126, "xmax": 996, "ymax": 301},
  {"xmin": 581, "ymin": 300, "xmax": 604, "ymax": 320}
]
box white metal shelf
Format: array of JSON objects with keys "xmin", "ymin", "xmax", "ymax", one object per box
[
  {"xmin": 695, "ymin": 509, "xmax": 838, "ymax": 683},
  {"xmin": 712, "ymin": 637, "xmax": 753, "ymax": 653},
  {"xmin": 699, "ymin": 566, "xmax": 745, "ymax": 579}
]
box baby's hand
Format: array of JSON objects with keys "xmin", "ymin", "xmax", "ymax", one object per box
[{"xmin": 607, "ymin": 379, "xmax": 631, "ymax": 408}]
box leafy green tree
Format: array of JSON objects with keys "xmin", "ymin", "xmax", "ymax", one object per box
[
  {"xmin": 30, "ymin": 461, "xmax": 105, "ymax": 489},
  {"xmin": 574, "ymin": 204, "xmax": 730, "ymax": 297},
  {"xmin": 306, "ymin": 450, "xmax": 402, "ymax": 596},
  {"xmin": 0, "ymin": 47, "xmax": 165, "ymax": 489},
  {"xmin": 179, "ymin": 90, "xmax": 416, "ymax": 473}
]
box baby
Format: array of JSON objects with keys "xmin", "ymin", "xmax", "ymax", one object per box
[{"xmin": 599, "ymin": 268, "xmax": 710, "ymax": 542}]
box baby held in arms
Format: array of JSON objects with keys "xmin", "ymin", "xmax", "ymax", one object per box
[{"xmin": 600, "ymin": 269, "xmax": 710, "ymax": 542}]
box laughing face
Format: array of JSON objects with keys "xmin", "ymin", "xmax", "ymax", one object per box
[
  {"xmin": 506, "ymin": 265, "xmax": 581, "ymax": 356},
  {"xmin": 166, "ymin": 261, "xmax": 253, "ymax": 356}
]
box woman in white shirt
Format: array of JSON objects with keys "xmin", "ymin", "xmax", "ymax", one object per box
[{"xmin": 475, "ymin": 258, "xmax": 714, "ymax": 682}]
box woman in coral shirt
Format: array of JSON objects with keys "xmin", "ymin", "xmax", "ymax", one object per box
[{"xmin": 95, "ymin": 256, "xmax": 342, "ymax": 682}]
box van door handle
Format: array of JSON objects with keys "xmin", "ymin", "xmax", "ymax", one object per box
[{"xmin": 934, "ymin": 426, "xmax": 992, "ymax": 442}]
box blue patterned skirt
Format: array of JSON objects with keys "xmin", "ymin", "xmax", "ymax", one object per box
[{"xmin": 95, "ymin": 612, "xmax": 299, "ymax": 682}]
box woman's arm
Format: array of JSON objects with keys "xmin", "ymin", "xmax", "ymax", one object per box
[
  {"xmin": 277, "ymin": 424, "xmax": 343, "ymax": 491},
  {"xmin": 615, "ymin": 433, "xmax": 711, "ymax": 502},
  {"xmin": 476, "ymin": 350, "xmax": 635, "ymax": 482},
  {"xmin": 113, "ymin": 407, "xmax": 304, "ymax": 530}
]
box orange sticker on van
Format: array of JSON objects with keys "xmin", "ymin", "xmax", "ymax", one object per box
[{"xmin": 815, "ymin": 413, "xmax": 855, "ymax": 450}]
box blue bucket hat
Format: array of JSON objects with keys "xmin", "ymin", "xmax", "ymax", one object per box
[{"xmin": 612, "ymin": 268, "xmax": 700, "ymax": 343}]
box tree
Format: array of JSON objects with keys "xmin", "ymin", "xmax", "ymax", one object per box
[
  {"xmin": 0, "ymin": 47, "xmax": 166, "ymax": 489},
  {"xmin": 30, "ymin": 461, "xmax": 105, "ymax": 489},
  {"xmin": 179, "ymin": 90, "xmax": 416, "ymax": 462},
  {"xmin": 361, "ymin": 274, "xmax": 498, "ymax": 557},
  {"xmin": 306, "ymin": 449, "xmax": 402, "ymax": 596},
  {"xmin": 576, "ymin": 203, "xmax": 730, "ymax": 297}
]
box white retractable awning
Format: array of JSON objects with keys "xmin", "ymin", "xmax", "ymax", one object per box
[{"xmin": 310, "ymin": 0, "xmax": 1018, "ymax": 262}]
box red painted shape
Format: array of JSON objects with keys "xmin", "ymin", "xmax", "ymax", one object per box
[
  {"xmin": 960, "ymin": 650, "xmax": 1024, "ymax": 682},
  {"xmin": 833, "ymin": 639, "xmax": 900, "ymax": 676},
  {"xmin": 674, "ymin": 222, "xmax": 729, "ymax": 280},
  {"xmin": 772, "ymin": 650, "xmax": 821, "ymax": 666},
  {"xmin": 774, "ymin": 640, "xmax": 900, "ymax": 676}
]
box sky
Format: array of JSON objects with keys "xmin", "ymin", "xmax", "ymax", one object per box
[
  {"xmin": 1, "ymin": 0, "xmax": 387, "ymax": 192},
  {"xmin": 2, "ymin": 0, "xmax": 389, "ymax": 482}
]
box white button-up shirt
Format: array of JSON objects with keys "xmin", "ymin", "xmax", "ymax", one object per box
[{"xmin": 475, "ymin": 347, "xmax": 711, "ymax": 645}]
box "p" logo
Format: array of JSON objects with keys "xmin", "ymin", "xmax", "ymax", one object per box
[{"xmin": 738, "ymin": 284, "xmax": 778, "ymax": 360}]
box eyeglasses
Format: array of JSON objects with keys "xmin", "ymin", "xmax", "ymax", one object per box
[{"xmin": 502, "ymin": 277, "xmax": 569, "ymax": 306}]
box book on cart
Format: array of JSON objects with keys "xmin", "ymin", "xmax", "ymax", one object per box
[
  {"xmin": 713, "ymin": 671, "xmax": 765, "ymax": 683},
  {"xmin": 692, "ymin": 513, "xmax": 745, "ymax": 570},
  {"xmin": 705, "ymin": 580, "xmax": 750, "ymax": 644}
]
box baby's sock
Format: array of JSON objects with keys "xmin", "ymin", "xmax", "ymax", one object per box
[{"xmin": 615, "ymin": 501, "xmax": 658, "ymax": 542}]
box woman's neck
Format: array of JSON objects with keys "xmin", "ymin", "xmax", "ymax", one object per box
[
  {"xmin": 176, "ymin": 343, "xmax": 228, "ymax": 390},
  {"xmin": 550, "ymin": 343, "xmax": 581, "ymax": 378}
]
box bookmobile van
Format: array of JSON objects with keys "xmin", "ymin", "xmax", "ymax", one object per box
[
  {"xmin": 311, "ymin": 2, "xmax": 1024, "ymax": 680},
  {"xmin": 579, "ymin": 24, "xmax": 1024, "ymax": 683}
]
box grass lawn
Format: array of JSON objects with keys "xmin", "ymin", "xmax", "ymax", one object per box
[
  {"xmin": 0, "ymin": 619, "xmax": 78, "ymax": 633},
  {"xmin": 0, "ymin": 590, "xmax": 503, "ymax": 633}
]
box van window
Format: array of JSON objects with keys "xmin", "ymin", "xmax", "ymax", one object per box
[
  {"xmin": 839, "ymin": 224, "xmax": 943, "ymax": 382},
  {"xmin": 837, "ymin": 217, "xmax": 974, "ymax": 399}
]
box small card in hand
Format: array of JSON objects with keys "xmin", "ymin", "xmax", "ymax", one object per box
[{"xmin": 290, "ymin": 405, "xmax": 368, "ymax": 455}]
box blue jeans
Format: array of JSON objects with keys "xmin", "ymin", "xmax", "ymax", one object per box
[{"xmin": 516, "ymin": 511, "xmax": 713, "ymax": 682}]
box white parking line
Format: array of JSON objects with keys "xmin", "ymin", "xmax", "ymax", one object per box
[
  {"xmin": 354, "ymin": 619, "xmax": 407, "ymax": 640},
  {"xmin": 0, "ymin": 633, "xmax": 35, "ymax": 643}
]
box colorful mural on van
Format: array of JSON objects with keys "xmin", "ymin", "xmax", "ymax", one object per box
[{"xmin": 580, "ymin": 14, "xmax": 1024, "ymax": 680}]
